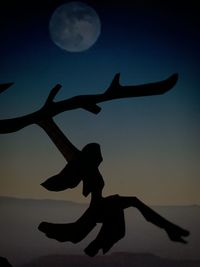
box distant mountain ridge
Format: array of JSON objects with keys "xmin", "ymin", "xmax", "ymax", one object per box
[
  {"xmin": 0, "ymin": 196, "xmax": 87, "ymax": 206},
  {"xmin": 20, "ymin": 252, "xmax": 200, "ymax": 267},
  {"xmin": 0, "ymin": 196, "xmax": 199, "ymax": 266},
  {"xmin": 1, "ymin": 195, "xmax": 199, "ymax": 207}
]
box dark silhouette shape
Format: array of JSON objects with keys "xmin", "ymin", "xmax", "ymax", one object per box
[
  {"xmin": 37, "ymin": 118, "xmax": 189, "ymax": 257},
  {"xmin": 0, "ymin": 257, "xmax": 13, "ymax": 267},
  {"xmin": 41, "ymin": 147, "xmax": 104, "ymax": 197},
  {"xmin": 0, "ymin": 73, "xmax": 178, "ymax": 134},
  {"xmin": 1, "ymin": 74, "xmax": 189, "ymax": 257},
  {"xmin": 38, "ymin": 118, "xmax": 104, "ymax": 199},
  {"xmin": 39, "ymin": 194, "xmax": 189, "ymax": 257},
  {"xmin": 0, "ymin": 82, "xmax": 13, "ymax": 94}
]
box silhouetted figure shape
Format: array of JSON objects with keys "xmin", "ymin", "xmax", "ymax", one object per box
[
  {"xmin": 37, "ymin": 118, "xmax": 189, "ymax": 256},
  {"xmin": 0, "ymin": 73, "xmax": 178, "ymax": 134},
  {"xmin": 0, "ymin": 257, "xmax": 13, "ymax": 267}
]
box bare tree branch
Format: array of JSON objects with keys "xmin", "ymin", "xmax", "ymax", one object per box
[
  {"xmin": 0, "ymin": 73, "xmax": 178, "ymax": 134},
  {"xmin": 44, "ymin": 84, "xmax": 62, "ymax": 106}
]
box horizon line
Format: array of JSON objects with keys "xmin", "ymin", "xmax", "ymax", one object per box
[{"xmin": 0, "ymin": 195, "xmax": 199, "ymax": 207}]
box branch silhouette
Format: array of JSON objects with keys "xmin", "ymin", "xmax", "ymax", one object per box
[
  {"xmin": 39, "ymin": 193, "xmax": 190, "ymax": 257},
  {"xmin": 1, "ymin": 74, "xmax": 189, "ymax": 257},
  {"xmin": 38, "ymin": 118, "xmax": 104, "ymax": 198},
  {"xmin": 0, "ymin": 73, "xmax": 178, "ymax": 134},
  {"xmin": 37, "ymin": 118, "xmax": 189, "ymax": 257},
  {"xmin": 0, "ymin": 83, "xmax": 13, "ymax": 94}
]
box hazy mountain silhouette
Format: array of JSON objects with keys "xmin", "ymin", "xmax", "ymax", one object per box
[
  {"xmin": 19, "ymin": 252, "xmax": 200, "ymax": 267},
  {"xmin": 0, "ymin": 197, "xmax": 199, "ymax": 266}
]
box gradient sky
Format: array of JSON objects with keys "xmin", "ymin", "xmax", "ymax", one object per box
[{"xmin": 0, "ymin": 0, "xmax": 199, "ymax": 205}]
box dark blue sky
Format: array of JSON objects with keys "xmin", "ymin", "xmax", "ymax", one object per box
[{"xmin": 0, "ymin": 0, "xmax": 199, "ymax": 204}]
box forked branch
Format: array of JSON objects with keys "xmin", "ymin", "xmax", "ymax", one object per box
[{"xmin": 0, "ymin": 73, "xmax": 178, "ymax": 134}]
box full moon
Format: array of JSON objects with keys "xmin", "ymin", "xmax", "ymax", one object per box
[{"xmin": 49, "ymin": 1, "xmax": 101, "ymax": 52}]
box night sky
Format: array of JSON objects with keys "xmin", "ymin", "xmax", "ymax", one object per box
[{"xmin": 0, "ymin": 0, "xmax": 199, "ymax": 205}]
